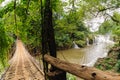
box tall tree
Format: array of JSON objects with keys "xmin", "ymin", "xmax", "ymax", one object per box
[{"xmin": 41, "ymin": 0, "xmax": 66, "ymax": 80}]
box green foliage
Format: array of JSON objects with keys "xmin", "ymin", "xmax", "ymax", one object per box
[
  {"xmin": 113, "ymin": 51, "xmax": 120, "ymax": 73},
  {"xmin": 54, "ymin": 5, "xmax": 90, "ymax": 49},
  {"xmin": 113, "ymin": 25, "xmax": 120, "ymax": 37},
  {"xmin": 113, "ymin": 28, "xmax": 120, "ymax": 46},
  {"xmin": 113, "ymin": 12, "xmax": 120, "ymax": 22},
  {"xmin": 74, "ymin": 32, "xmax": 85, "ymax": 40},
  {"xmin": 0, "ymin": 1, "xmax": 15, "ymax": 71},
  {"xmin": 54, "ymin": 18, "xmax": 89, "ymax": 49},
  {"xmin": 67, "ymin": 74, "xmax": 76, "ymax": 80},
  {"xmin": 95, "ymin": 57, "xmax": 116, "ymax": 70},
  {"xmin": 0, "ymin": 0, "xmax": 4, "ymax": 3},
  {"xmin": 99, "ymin": 20, "xmax": 114, "ymax": 34},
  {"xmin": 0, "ymin": 20, "xmax": 13, "ymax": 72},
  {"xmin": 55, "ymin": 33, "xmax": 72, "ymax": 49},
  {"xmin": 75, "ymin": 40, "xmax": 86, "ymax": 47},
  {"xmin": 111, "ymin": 13, "xmax": 120, "ymax": 44},
  {"xmin": 114, "ymin": 60, "xmax": 120, "ymax": 73},
  {"xmin": 0, "ymin": 2, "xmax": 14, "ymax": 18}
]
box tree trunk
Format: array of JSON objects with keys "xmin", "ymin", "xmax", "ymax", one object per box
[
  {"xmin": 48, "ymin": 69, "xmax": 66, "ymax": 80},
  {"xmin": 41, "ymin": 0, "xmax": 48, "ymax": 79},
  {"xmin": 41, "ymin": 0, "xmax": 66, "ymax": 80},
  {"xmin": 44, "ymin": 54, "xmax": 120, "ymax": 80}
]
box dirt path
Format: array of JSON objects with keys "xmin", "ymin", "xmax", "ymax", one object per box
[{"xmin": 1, "ymin": 40, "xmax": 44, "ymax": 80}]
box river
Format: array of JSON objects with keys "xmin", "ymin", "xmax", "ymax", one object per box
[{"xmin": 57, "ymin": 35, "xmax": 114, "ymax": 67}]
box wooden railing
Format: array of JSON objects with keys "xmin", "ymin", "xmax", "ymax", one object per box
[{"xmin": 44, "ymin": 54, "xmax": 120, "ymax": 80}]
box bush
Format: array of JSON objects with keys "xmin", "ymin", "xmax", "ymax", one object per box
[
  {"xmin": 114, "ymin": 60, "xmax": 120, "ymax": 73},
  {"xmin": 75, "ymin": 40, "xmax": 86, "ymax": 47}
]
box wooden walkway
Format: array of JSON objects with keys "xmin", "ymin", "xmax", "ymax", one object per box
[{"xmin": 1, "ymin": 40, "xmax": 44, "ymax": 80}]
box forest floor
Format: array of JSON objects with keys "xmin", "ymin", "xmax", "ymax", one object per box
[{"xmin": 1, "ymin": 40, "xmax": 44, "ymax": 80}]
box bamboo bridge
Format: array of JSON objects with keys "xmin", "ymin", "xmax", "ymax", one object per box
[{"xmin": 1, "ymin": 40, "xmax": 44, "ymax": 80}]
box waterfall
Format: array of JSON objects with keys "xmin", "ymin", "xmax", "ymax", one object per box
[
  {"xmin": 93, "ymin": 36, "xmax": 97, "ymax": 45},
  {"xmin": 86, "ymin": 38, "xmax": 89, "ymax": 46},
  {"xmin": 73, "ymin": 41, "xmax": 80, "ymax": 49},
  {"xmin": 93, "ymin": 34, "xmax": 114, "ymax": 45},
  {"xmin": 82, "ymin": 34, "xmax": 114, "ymax": 67}
]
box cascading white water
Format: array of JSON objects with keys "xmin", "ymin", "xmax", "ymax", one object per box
[
  {"xmin": 93, "ymin": 34, "xmax": 114, "ymax": 45},
  {"xmin": 93, "ymin": 36, "xmax": 96, "ymax": 45},
  {"xmin": 86, "ymin": 38, "xmax": 90, "ymax": 46},
  {"xmin": 73, "ymin": 41, "xmax": 80, "ymax": 49},
  {"xmin": 82, "ymin": 34, "xmax": 114, "ymax": 67}
]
